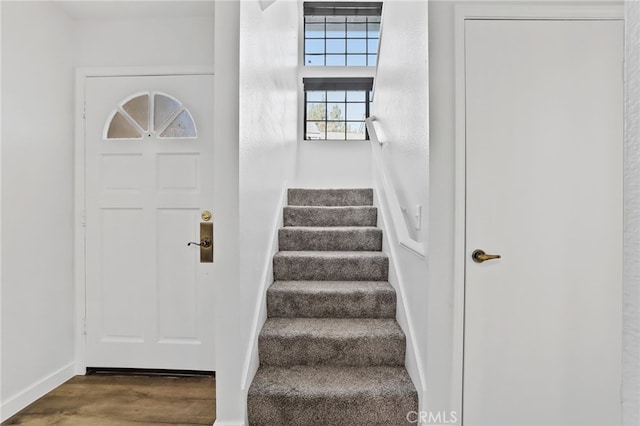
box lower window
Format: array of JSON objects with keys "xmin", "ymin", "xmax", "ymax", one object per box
[{"xmin": 303, "ymin": 78, "xmax": 373, "ymax": 140}]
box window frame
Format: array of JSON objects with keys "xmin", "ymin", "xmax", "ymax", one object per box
[
  {"xmin": 303, "ymin": 77, "xmax": 373, "ymax": 141},
  {"xmin": 303, "ymin": 1, "xmax": 382, "ymax": 68},
  {"xmin": 299, "ymin": 2, "xmax": 381, "ymax": 142}
]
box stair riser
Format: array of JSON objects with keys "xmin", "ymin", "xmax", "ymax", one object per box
[
  {"xmin": 279, "ymin": 229, "xmax": 382, "ymax": 251},
  {"xmin": 288, "ymin": 188, "xmax": 373, "ymax": 206},
  {"xmin": 259, "ymin": 335, "xmax": 405, "ymax": 367},
  {"xmin": 267, "ymin": 289, "xmax": 396, "ymax": 318},
  {"xmin": 248, "ymin": 394, "xmax": 418, "ymax": 426},
  {"xmin": 273, "ymin": 256, "xmax": 388, "ymax": 281},
  {"xmin": 284, "ymin": 207, "xmax": 377, "ymax": 227}
]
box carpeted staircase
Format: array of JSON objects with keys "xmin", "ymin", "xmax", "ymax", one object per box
[{"xmin": 247, "ymin": 188, "xmax": 418, "ymax": 426}]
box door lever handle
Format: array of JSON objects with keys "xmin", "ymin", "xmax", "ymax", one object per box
[
  {"xmin": 472, "ymin": 249, "xmax": 501, "ymax": 263},
  {"xmin": 188, "ymin": 237, "xmax": 212, "ymax": 248}
]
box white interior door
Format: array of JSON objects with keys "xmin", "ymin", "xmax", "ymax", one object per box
[
  {"xmin": 464, "ymin": 20, "xmax": 623, "ymax": 425},
  {"xmin": 85, "ymin": 74, "xmax": 215, "ymax": 371}
]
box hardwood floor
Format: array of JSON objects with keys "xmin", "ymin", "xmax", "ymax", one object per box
[{"xmin": 2, "ymin": 375, "xmax": 216, "ymax": 425}]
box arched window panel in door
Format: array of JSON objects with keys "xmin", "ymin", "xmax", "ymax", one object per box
[
  {"xmin": 153, "ymin": 93, "xmax": 182, "ymax": 132},
  {"xmin": 122, "ymin": 94, "xmax": 150, "ymax": 132},
  {"xmin": 105, "ymin": 91, "xmax": 196, "ymax": 140},
  {"xmin": 106, "ymin": 111, "xmax": 143, "ymax": 139},
  {"xmin": 159, "ymin": 109, "xmax": 197, "ymax": 139}
]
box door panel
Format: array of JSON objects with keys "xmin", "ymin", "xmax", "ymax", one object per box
[
  {"xmin": 85, "ymin": 75, "xmax": 215, "ymax": 370},
  {"xmin": 464, "ymin": 20, "xmax": 622, "ymax": 425}
]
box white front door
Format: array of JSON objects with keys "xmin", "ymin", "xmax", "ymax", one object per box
[
  {"xmin": 464, "ymin": 20, "xmax": 623, "ymax": 425},
  {"xmin": 84, "ymin": 74, "xmax": 215, "ymax": 371}
]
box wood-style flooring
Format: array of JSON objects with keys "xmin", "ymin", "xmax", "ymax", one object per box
[{"xmin": 2, "ymin": 375, "xmax": 216, "ymax": 425}]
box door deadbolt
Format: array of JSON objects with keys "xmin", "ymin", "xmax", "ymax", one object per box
[{"xmin": 472, "ymin": 249, "xmax": 501, "ymax": 263}]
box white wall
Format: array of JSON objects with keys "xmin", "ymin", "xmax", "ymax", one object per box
[
  {"xmin": 73, "ymin": 14, "xmax": 214, "ymax": 68},
  {"xmin": 237, "ymin": 0, "xmax": 299, "ymax": 423},
  {"xmin": 624, "ymin": 2, "xmax": 640, "ymax": 425},
  {"xmin": 295, "ymin": 141, "xmax": 371, "ymax": 188},
  {"xmin": 1, "ymin": 1, "xmax": 76, "ymax": 420},
  {"xmin": 426, "ymin": 0, "xmax": 458, "ymax": 415},
  {"xmin": 372, "ymin": 0, "xmax": 431, "ymax": 413},
  {"xmin": 213, "ymin": 2, "xmax": 242, "ymax": 424},
  {"xmin": 374, "ymin": 1, "xmax": 430, "ymax": 242}
]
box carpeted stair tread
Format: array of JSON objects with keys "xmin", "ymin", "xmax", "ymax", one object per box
[
  {"xmin": 283, "ymin": 206, "xmax": 377, "ymax": 227},
  {"xmin": 288, "ymin": 188, "xmax": 373, "ymax": 206},
  {"xmin": 248, "ymin": 188, "xmax": 417, "ymax": 424},
  {"xmin": 279, "ymin": 226, "xmax": 382, "ymax": 251},
  {"xmin": 248, "ymin": 365, "xmax": 417, "ymax": 426},
  {"xmin": 267, "ymin": 281, "xmax": 396, "ymax": 318},
  {"xmin": 273, "ymin": 251, "xmax": 388, "ymax": 281},
  {"xmin": 259, "ymin": 318, "xmax": 404, "ymax": 366}
]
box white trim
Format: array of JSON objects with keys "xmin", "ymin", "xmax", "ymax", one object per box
[
  {"xmin": 240, "ymin": 186, "xmax": 288, "ymax": 391},
  {"xmin": 78, "ymin": 65, "xmax": 215, "ymax": 78},
  {"xmin": 1, "ymin": 362, "xmax": 75, "ymax": 422},
  {"xmin": 365, "ymin": 117, "xmax": 426, "ymax": 258},
  {"xmin": 73, "ymin": 66, "xmax": 215, "ymax": 375},
  {"xmin": 213, "ymin": 422, "xmax": 244, "ymax": 426},
  {"xmin": 372, "ymin": 186, "xmax": 428, "ymax": 413},
  {"xmin": 452, "ymin": 3, "xmax": 624, "ymax": 423}
]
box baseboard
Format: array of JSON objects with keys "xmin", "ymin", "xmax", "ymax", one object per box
[
  {"xmin": 372, "ymin": 180, "xmax": 428, "ymax": 413},
  {"xmin": 213, "ymin": 421, "xmax": 245, "ymax": 426},
  {"xmin": 1, "ymin": 361, "xmax": 75, "ymax": 422},
  {"xmin": 240, "ymin": 186, "xmax": 288, "ymax": 391}
]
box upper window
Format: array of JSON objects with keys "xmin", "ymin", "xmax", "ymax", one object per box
[
  {"xmin": 105, "ymin": 92, "xmax": 197, "ymax": 140},
  {"xmin": 304, "ymin": 2, "xmax": 382, "ymax": 67}
]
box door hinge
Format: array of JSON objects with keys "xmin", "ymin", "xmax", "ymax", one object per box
[
  {"xmin": 82, "ymin": 102, "xmax": 86, "ymax": 119},
  {"xmin": 82, "ymin": 317, "xmax": 87, "ymax": 335},
  {"xmin": 81, "ymin": 211, "xmax": 87, "ymax": 228}
]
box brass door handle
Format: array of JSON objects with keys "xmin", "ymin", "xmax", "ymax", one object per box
[
  {"xmin": 188, "ymin": 237, "xmax": 211, "ymax": 248},
  {"xmin": 187, "ymin": 222, "xmax": 214, "ymax": 263},
  {"xmin": 472, "ymin": 249, "xmax": 501, "ymax": 263}
]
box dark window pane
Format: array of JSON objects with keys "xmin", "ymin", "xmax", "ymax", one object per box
[
  {"xmin": 306, "ymin": 121, "xmax": 325, "ymax": 140},
  {"xmin": 326, "ymin": 17, "xmax": 346, "ymax": 38},
  {"xmin": 347, "ymin": 91, "xmax": 366, "ymax": 102},
  {"xmin": 368, "ymin": 39, "xmax": 379, "ymax": 54},
  {"xmin": 306, "ymin": 91, "xmax": 326, "ymax": 102},
  {"xmin": 326, "ymin": 55, "xmax": 346, "ymax": 66},
  {"xmin": 326, "ymin": 121, "xmax": 346, "ymax": 139},
  {"xmin": 347, "ymin": 39, "xmax": 366, "ymax": 54},
  {"xmin": 327, "ymin": 91, "xmax": 346, "ymax": 102},
  {"xmin": 326, "ymin": 16, "xmax": 346, "ymax": 24},
  {"xmin": 327, "ymin": 103, "xmax": 346, "ymax": 120},
  {"xmin": 326, "ymin": 39, "xmax": 345, "ymax": 54},
  {"xmin": 347, "ymin": 55, "xmax": 367, "ymax": 66},
  {"xmin": 346, "ymin": 103, "xmax": 366, "ymax": 121},
  {"xmin": 307, "ymin": 102, "xmax": 326, "ymax": 120},
  {"xmin": 305, "ymin": 55, "xmax": 325, "ymax": 66},
  {"xmin": 305, "ymin": 39, "xmax": 325, "ymax": 54},
  {"xmin": 367, "ymin": 22, "xmax": 381, "ymax": 37},
  {"xmin": 346, "ymin": 16, "xmax": 367, "ymax": 24},
  {"xmin": 346, "ymin": 23, "xmax": 366, "ymax": 38},
  {"xmin": 347, "ymin": 122, "xmax": 366, "ymax": 140},
  {"xmin": 305, "ymin": 23, "xmax": 325, "ymax": 38},
  {"xmin": 305, "ymin": 15, "xmax": 324, "ymax": 24}
]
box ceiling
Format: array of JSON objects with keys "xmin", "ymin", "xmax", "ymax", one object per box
[{"xmin": 54, "ymin": 0, "xmax": 215, "ymax": 20}]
